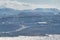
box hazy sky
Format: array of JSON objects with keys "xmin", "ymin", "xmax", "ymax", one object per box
[
  {"xmin": 17, "ymin": 0, "xmax": 60, "ymax": 8},
  {"xmin": 0, "ymin": 0, "xmax": 60, "ymax": 10},
  {"xmin": 17, "ymin": 0, "xmax": 58, "ymax": 4}
]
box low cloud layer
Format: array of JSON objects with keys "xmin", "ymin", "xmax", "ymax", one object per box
[{"xmin": 0, "ymin": 0, "xmax": 58, "ymax": 10}]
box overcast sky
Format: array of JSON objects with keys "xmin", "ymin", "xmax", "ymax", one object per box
[
  {"xmin": 17, "ymin": 0, "xmax": 60, "ymax": 9},
  {"xmin": 0, "ymin": 0, "xmax": 60, "ymax": 10}
]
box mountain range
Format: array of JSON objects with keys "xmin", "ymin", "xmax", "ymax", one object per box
[
  {"xmin": 0, "ymin": 8, "xmax": 60, "ymax": 37},
  {"xmin": 0, "ymin": 8, "xmax": 60, "ymax": 18}
]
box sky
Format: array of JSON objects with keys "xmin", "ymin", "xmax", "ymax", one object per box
[
  {"xmin": 21, "ymin": 0, "xmax": 59, "ymax": 5},
  {"xmin": 17, "ymin": 0, "xmax": 60, "ymax": 9},
  {"xmin": 0, "ymin": 0, "xmax": 60, "ymax": 10}
]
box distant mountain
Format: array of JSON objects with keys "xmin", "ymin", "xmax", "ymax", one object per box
[
  {"xmin": 0, "ymin": 8, "xmax": 20, "ymax": 18},
  {"xmin": 0, "ymin": 8, "xmax": 60, "ymax": 18},
  {"xmin": 34, "ymin": 8, "xmax": 60, "ymax": 14},
  {"xmin": 18, "ymin": 8, "xmax": 60, "ymax": 17},
  {"xmin": 34, "ymin": 8, "xmax": 59, "ymax": 12}
]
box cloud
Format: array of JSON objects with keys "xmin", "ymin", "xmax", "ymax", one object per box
[
  {"xmin": 0, "ymin": 0, "xmax": 58, "ymax": 10},
  {"xmin": 0, "ymin": 0, "xmax": 32, "ymax": 10},
  {"xmin": 0, "ymin": 0, "xmax": 14, "ymax": 1}
]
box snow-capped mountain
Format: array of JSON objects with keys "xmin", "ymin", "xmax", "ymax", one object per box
[
  {"xmin": 0, "ymin": 7, "xmax": 60, "ymax": 18},
  {"xmin": 18, "ymin": 8, "xmax": 60, "ymax": 17}
]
